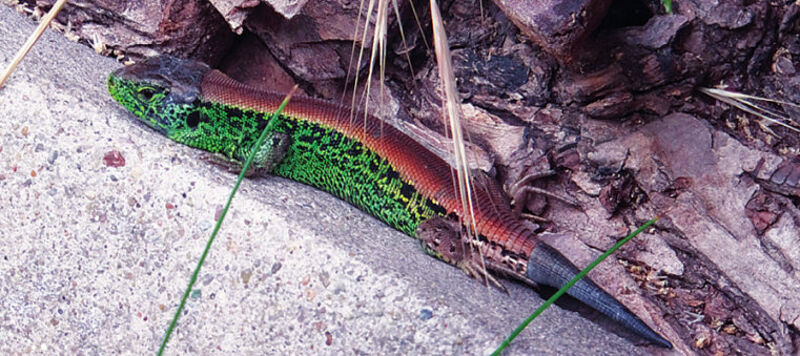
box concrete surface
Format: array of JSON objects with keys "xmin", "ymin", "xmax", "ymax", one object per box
[{"xmin": 0, "ymin": 6, "xmax": 655, "ymax": 355}]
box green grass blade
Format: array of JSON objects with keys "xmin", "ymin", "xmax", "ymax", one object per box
[
  {"xmin": 490, "ymin": 217, "xmax": 659, "ymax": 355},
  {"xmin": 662, "ymin": 0, "xmax": 673, "ymax": 14},
  {"xmin": 157, "ymin": 86, "xmax": 298, "ymax": 356}
]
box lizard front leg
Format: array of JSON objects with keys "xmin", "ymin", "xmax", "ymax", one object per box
[
  {"xmin": 238, "ymin": 130, "xmax": 291, "ymax": 175},
  {"xmin": 203, "ymin": 130, "xmax": 291, "ymax": 176}
]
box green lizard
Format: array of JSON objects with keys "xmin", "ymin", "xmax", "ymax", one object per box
[{"xmin": 107, "ymin": 55, "xmax": 672, "ymax": 349}]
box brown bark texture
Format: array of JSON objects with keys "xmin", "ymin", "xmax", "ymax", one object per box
[{"xmin": 9, "ymin": 0, "xmax": 800, "ymax": 354}]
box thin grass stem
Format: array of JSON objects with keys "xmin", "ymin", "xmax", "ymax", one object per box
[
  {"xmin": 491, "ymin": 217, "xmax": 660, "ymax": 355},
  {"xmin": 157, "ymin": 87, "xmax": 297, "ymax": 356}
]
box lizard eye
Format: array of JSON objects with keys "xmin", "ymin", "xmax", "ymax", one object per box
[
  {"xmin": 137, "ymin": 87, "xmax": 157, "ymax": 102},
  {"xmin": 186, "ymin": 111, "xmax": 201, "ymax": 129}
]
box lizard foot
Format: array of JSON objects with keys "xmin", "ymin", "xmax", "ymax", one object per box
[{"xmin": 200, "ymin": 152, "xmax": 260, "ymax": 177}]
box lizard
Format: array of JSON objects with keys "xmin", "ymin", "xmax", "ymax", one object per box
[{"xmin": 107, "ymin": 55, "xmax": 672, "ymax": 349}]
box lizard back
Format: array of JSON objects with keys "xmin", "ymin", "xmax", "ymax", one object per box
[{"xmin": 198, "ymin": 69, "xmax": 539, "ymax": 270}]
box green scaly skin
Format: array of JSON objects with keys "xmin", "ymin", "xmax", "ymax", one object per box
[{"xmin": 208, "ymin": 101, "xmax": 446, "ymax": 235}]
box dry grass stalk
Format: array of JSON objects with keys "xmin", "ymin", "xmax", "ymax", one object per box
[
  {"xmin": 429, "ymin": 0, "xmax": 484, "ymax": 270},
  {"xmin": 700, "ymin": 87, "xmax": 800, "ymax": 134},
  {"xmin": 0, "ymin": 0, "xmax": 68, "ymax": 89}
]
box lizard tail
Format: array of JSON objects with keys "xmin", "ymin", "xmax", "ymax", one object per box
[{"xmin": 526, "ymin": 243, "xmax": 673, "ymax": 349}]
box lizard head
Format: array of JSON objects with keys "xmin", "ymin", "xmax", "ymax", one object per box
[{"xmin": 108, "ymin": 55, "xmax": 210, "ymax": 136}]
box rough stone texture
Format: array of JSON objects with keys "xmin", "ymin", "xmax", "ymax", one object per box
[
  {"xmin": 263, "ymin": 0, "xmax": 311, "ymax": 19},
  {"xmin": 0, "ymin": 5, "xmax": 656, "ymax": 355},
  {"xmin": 579, "ymin": 113, "xmax": 800, "ymax": 354},
  {"xmin": 207, "ymin": 0, "xmax": 312, "ymax": 34},
  {"xmin": 9, "ymin": 0, "xmax": 235, "ymax": 65},
  {"xmin": 208, "ymin": 0, "xmax": 262, "ymax": 34},
  {"xmin": 218, "ymin": 31, "xmax": 302, "ymax": 95},
  {"xmin": 243, "ymin": 0, "xmax": 379, "ymax": 98},
  {"xmin": 491, "ymin": 0, "xmax": 612, "ymax": 63}
]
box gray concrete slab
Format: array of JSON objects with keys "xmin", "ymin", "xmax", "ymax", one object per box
[{"xmin": 0, "ymin": 6, "xmax": 655, "ymax": 355}]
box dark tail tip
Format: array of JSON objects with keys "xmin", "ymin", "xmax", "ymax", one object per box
[{"xmin": 527, "ymin": 244, "xmax": 673, "ymax": 349}]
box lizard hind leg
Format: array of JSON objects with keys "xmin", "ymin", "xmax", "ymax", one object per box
[{"xmin": 416, "ymin": 217, "xmax": 509, "ymax": 294}]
